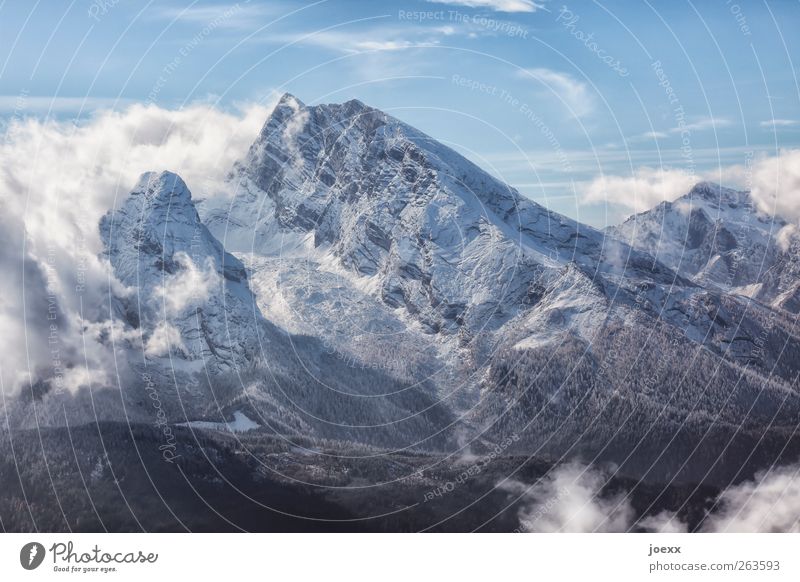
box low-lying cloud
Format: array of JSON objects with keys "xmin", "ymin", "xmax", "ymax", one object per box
[
  {"xmin": 583, "ymin": 149, "xmax": 800, "ymax": 225},
  {"xmin": 750, "ymin": 149, "xmax": 800, "ymax": 222},
  {"xmin": 501, "ymin": 463, "xmax": 634, "ymax": 532},
  {"xmin": 702, "ymin": 465, "xmax": 800, "ymax": 533},
  {"xmin": 507, "ymin": 462, "xmax": 800, "ymax": 533},
  {"xmin": 583, "ymin": 166, "xmax": 698, "ymax": 214},
  {"xmin": 0, "ymin": 100, "xmax": 273, "ymax": 393}
]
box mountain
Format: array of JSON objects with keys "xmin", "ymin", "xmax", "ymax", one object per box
[
  {"xmin": 100, "ymin": 171, "xmax": 262, "ymax": 375},
  {"xmin": 194, "ymin": 94, "xmax": 800, "ymax": 484},
  {"xmin": 608, "ymin": 181, "xmax": 800, "ymax": 313},
  {"xmin": 200, "ymin": 94, "xmax": 685, "ymax": 377},
  {"xmin": 8, "ymin": 95, "xmax": 800, "ymax": 488},
  {"xmin": 95, "ymin": 170, "xmax": 454, "ymax": 447}
]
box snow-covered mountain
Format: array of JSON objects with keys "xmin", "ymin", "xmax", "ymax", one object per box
[
  {"xmin": 200, "ymin": 93, "xmax": 697, "ymax": 386},
  {"xmin": 608, "ymin": 181, "xmax": 800, "ymax": 312},
  {"xmin": 93, "ymin": 170, "xmax": 456, "ymax": 448},
  {"xmin": 192, "ymin": 94, "xmax": 800, "ymax": 483},
  {"xmin": 11, "ymin": 95, "xmax": 800, "ymax": 486},
  {"xmin": 100, "ymin": 171, "xmax": 262, "ymax": 374},
  {"xmin": 202, "ymin": 94, "xmax": 685, "ymax": 336}
]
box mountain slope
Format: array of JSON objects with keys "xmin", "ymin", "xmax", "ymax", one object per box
[
  {"xmin": 94, "ymin": 171, "xmax": 456, "ymax": 448},
  {"xmin": 15, "ymin": 96, "xmax": 797, "ymax": 487},
  {"xmin": 201, "ymin": 93, "xmax": 683, "ymax": 340},
  {"xmin": 193, "ymin": 94, "xmax": 800, "ymax": 484},
  {"xmin": 608, "ymin": 181, "xmax": 800, "ymax": 312},
  {"xmin": 100, "ymin": 170, "xmax": 262, "ymax": 374}
]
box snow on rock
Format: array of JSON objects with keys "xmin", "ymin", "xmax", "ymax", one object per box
[
  {"xmin": 608, "ymin": 181, "xmax": 800, "ymax": 312},
  {"xmin": 100, "ymin": 171, "xmax": 262, "ymax": 374},
  {"xmin": 199, "ymin": 93, "xmax": 681, "ymax": 347},
  {"xmin": 178, "ymin": 410, "xmax": 261, "ymax": 433}
]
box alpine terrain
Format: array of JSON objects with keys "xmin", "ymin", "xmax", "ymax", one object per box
[{"xmin": 3, "ymin": 94, "xmax": 799, "ymax": 532}]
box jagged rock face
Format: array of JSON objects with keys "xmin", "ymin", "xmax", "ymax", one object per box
[
  {"xmin": 608, "ymin": 181, "xmax": 800, "ymax": 312},
  {"xmin": 100, "ymin": 171, "xmax": 261, "ymax": 374},
  {"xmin": 191, "ymin": 96, "xmax": 800, "ymax": 482},
  {"xmin": 202, "ymin": 93, "xmax": 678, "ymax": 337}
]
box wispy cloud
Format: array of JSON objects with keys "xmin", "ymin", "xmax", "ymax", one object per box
[
  {"xmin": 679, "ymin": 117, "xmax": 731, "ymax": 132},
  {"xmin": 507, "ymin": 462, "xmax": 800, "ymax": 533},
  {"xmin": 518, "ymin": 68, "xmax": 594, "ymax": 117},
  {"xmin": 150, "ymin": 3, "xmax": 274, "ymax": 29},
  {"xmin": 760, "ymin": 119, "xmax": 799, "ymax": 128},
  {"xmin": 0, "ymin": 95, "xmax": 133, "ymax": 114},
  {"xmin": 426, "ymin": 0, "xmax": 546, "ymax": 12},
  {"xmin": 631, "ymin": 117, "xmax": 731, "ymax": 141},
  {"xmin": 582, "ymin": 166, "xmax": 699, "ymax": 213},
  {"xmin": 263, "ymin": 26, "xmax": 450, "ymax": 54}
]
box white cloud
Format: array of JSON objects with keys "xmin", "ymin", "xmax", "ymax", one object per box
[
  {"xmin": 518, "ymin": 68, "xmax": 594, "ymax": 118},
  {"xmin": 760, "ymin": 119, "xmax": 799, "ymax": 128},
  {"xmin": 426, "ymin": 0, "xmax": 545, "ymax": 12},
  {"xmin": 145, "ymin": 322, "xmax": 187, "ymax": 357},
  {"xmin": 502, "ymin": 463, "xmax": 634, "ymax": 532},
  {"xmin": 582, "ymin": 167, "xmax": 698, "ymax": 213},
  {"xmin": 702, "ymin": 465, "xmax": 800, "ymax": 533},
  {"xmin": 638, "ymin": 511, "xmax": 688, "ymax": 533},
  {"xmin": 0, "ymin": 99, "xmax": 274, "ymax": 392},
  {"xmin": 154, "ymin": 252, "xmax": 221, "ymax": 315},
  {"xmin": 640, "ymin": 130, "xmax": 669, "ymax": 140},
  {"xmin": 150, "ymin": 3, "xmax": 273, "ymax": 29},
  {"xmin": 679, "ymin": 117, "xmax": 731, "ymax": 132},
  {"xmin": 776, "ymin": 224, "xmax": 799, "ymax": 252},
  {"xmin": 508, "ymin": 462, "xmax": 800, "ymax": 533},
  {"xmin": 632, "ymin": 117, "xmax": 731, "ymax": 141},
  {"xmin": 580, "ymin": 149, "xmax": 800, "ymax": 222},
  {"xmin": 268, "ymin": 27, "xmax": 446, "ymax": 54},
  {"xmin": 750, "ymin": 149, "xmax": 800, "ymax": 221}
]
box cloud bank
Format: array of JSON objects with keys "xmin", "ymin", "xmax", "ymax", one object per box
[
  {"xmin": 582, "ymin": 149, "xmax": 800, "ymax": 224},
  {"xmin": 0, "ymin": 100, "xmax": 273, "ymax": 393},
  {"xmin": 426, "ymin": 0, "xmax": 544, "ymax": 12},
  {"xmin": 750, "ymin": 149, "xmax": 800, "ymax": 222},
  {"xmin": 583, "ymin": 167, "xmax": 698, "ymax": 214},
  {"xmin": 508, "ymin": 462, "xmax": 800, "ymax": 533},
  {"xmin": 502, "ymin": 463, "xmax": 634, "ymax": 532}
]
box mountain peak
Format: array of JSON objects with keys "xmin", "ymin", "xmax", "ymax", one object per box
[
  {"xmin": 101, "ymin": 171, "xmax": 261, "ymax": 372},
  {"xmin": 131, "ymin": 170, "xmax": 192, "ymax": 206},
  {"xmin": 684, "ymin": 181, "xmax": 747, "ymax": 208},
  {"xmin": 275, "ymin": 91, "xmax": 305, "ymax": 110}
]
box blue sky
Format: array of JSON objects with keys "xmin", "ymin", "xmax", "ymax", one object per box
[{"xmin": 1, "ymin": 0, "xmax": 799, "ymax": 226}]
